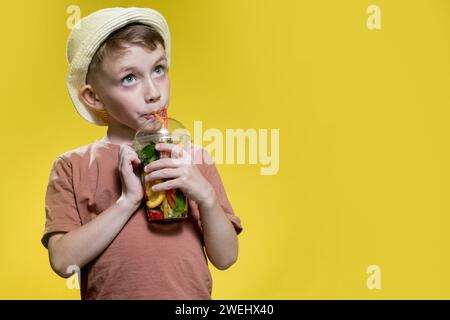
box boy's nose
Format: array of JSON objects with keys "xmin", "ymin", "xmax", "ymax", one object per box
[{"xmin": 144, "ymin": 78, "xmax": 161, "ymax": 103}]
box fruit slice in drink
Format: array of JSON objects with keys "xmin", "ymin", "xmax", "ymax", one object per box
[{"xmin": 145, "ymin": 179, "xmax": 165, "ymax": 208}]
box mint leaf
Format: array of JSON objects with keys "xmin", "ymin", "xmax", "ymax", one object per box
[
  {"xmin": 173, "ymin": 189, "xmax": 186, "ymax": 213},
  {"xmin": 141, "ymin": 142, "xmax": 160, "ymax": 165}
]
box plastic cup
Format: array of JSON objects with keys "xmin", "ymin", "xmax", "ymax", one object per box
[{"xmin": 133, "ymin": 116, "xmax": 191, "ymax": 222}]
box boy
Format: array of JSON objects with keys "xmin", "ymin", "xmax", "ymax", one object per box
[{"xmin": 42, "ymin": 7, "xmax": 243, "ymax": 300}]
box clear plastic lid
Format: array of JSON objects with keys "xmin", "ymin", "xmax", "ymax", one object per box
[{"xmin": 133, "ymin": 113, "xmax": 191, "ymax": 150}]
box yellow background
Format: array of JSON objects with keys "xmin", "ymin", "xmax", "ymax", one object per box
[{"xmin": 0, "ymin": 0, "xmax": 449, "ymax": 299}]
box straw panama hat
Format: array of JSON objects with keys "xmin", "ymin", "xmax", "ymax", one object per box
[{"xmin": 66, "ymin": 7, "xmax": 171, "ymax": 126}]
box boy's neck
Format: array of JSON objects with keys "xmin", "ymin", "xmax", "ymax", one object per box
[{"xmin": 101, "ymin": 119, "xmax": 136, "ymax": 146}]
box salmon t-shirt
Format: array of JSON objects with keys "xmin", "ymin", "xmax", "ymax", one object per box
[{"xmin": 41, "ymin": 140, "xmax": 243, "ymax": 300}]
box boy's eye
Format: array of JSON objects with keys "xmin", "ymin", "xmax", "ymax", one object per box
[
  {"xmin": 152, "ymin": 65, "xmax": 166, "ymax": 77},
  {"xmin": 121, "ymin": 74, "xmax": 136, "ymax": 86}
]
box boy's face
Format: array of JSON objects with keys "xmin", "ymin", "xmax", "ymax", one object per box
[{"xmin": 85, "ymin": 42, "xmax": 170, "ymax": 130}]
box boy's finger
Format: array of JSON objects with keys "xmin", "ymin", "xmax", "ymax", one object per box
[
  {"xmin": 155, "ymin": 143, "xmax": 174, "ymax": 152},
  {"xmin": 156, "ymin": 143, "xmax": 187, "ymax": 159},
  {"xmin": 131, "ymin": 157, "xmax": 141, "ymax": 167},
  {"xmin": 144, "ymin": 158, "xmax": 179, "ymax": 173},
  {"xmin": 145, "ymin": 168, "xmax": 181, "ymax": 181}
]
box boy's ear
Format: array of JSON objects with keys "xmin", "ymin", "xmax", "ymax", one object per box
[{"xmin": 78, "ymin": 84, "xmax": 106, "ymax": 112}]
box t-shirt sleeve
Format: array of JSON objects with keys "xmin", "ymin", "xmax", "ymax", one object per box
[
  {"xmin": 199, "ymin": 149, "xmax": 243, "ymax": 235},
  {"xmin": 41, "ymin": 156, "xmax": 82, "ymax": 248}
]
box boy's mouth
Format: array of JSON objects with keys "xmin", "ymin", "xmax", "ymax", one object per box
[{"xmin": 142, "ymin": 108, "xmax": 166, "ymax": 120}]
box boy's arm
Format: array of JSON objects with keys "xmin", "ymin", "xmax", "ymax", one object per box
[
  {"xmin": 48, "ymin": 196, "xmax": 138, "ymax": 278},
  {"xmin": 196, "ymin": 148, "xmax": 242, "ymax": 270},
  {"xmin": 46, "ymin": 144, "xmax": 144, "ymax": 278},
  {"xmin": 199, "ymin": 191, "xmax": 239, "ymax": 270}
]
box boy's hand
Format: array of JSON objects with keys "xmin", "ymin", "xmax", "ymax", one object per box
[
  {"xmin": 118, "ymin": 144, "xmax": 143, "ymax": 209},
  {"xmin": 143, "ymin": 143, "xmax": 216, "ymax": 209}
]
